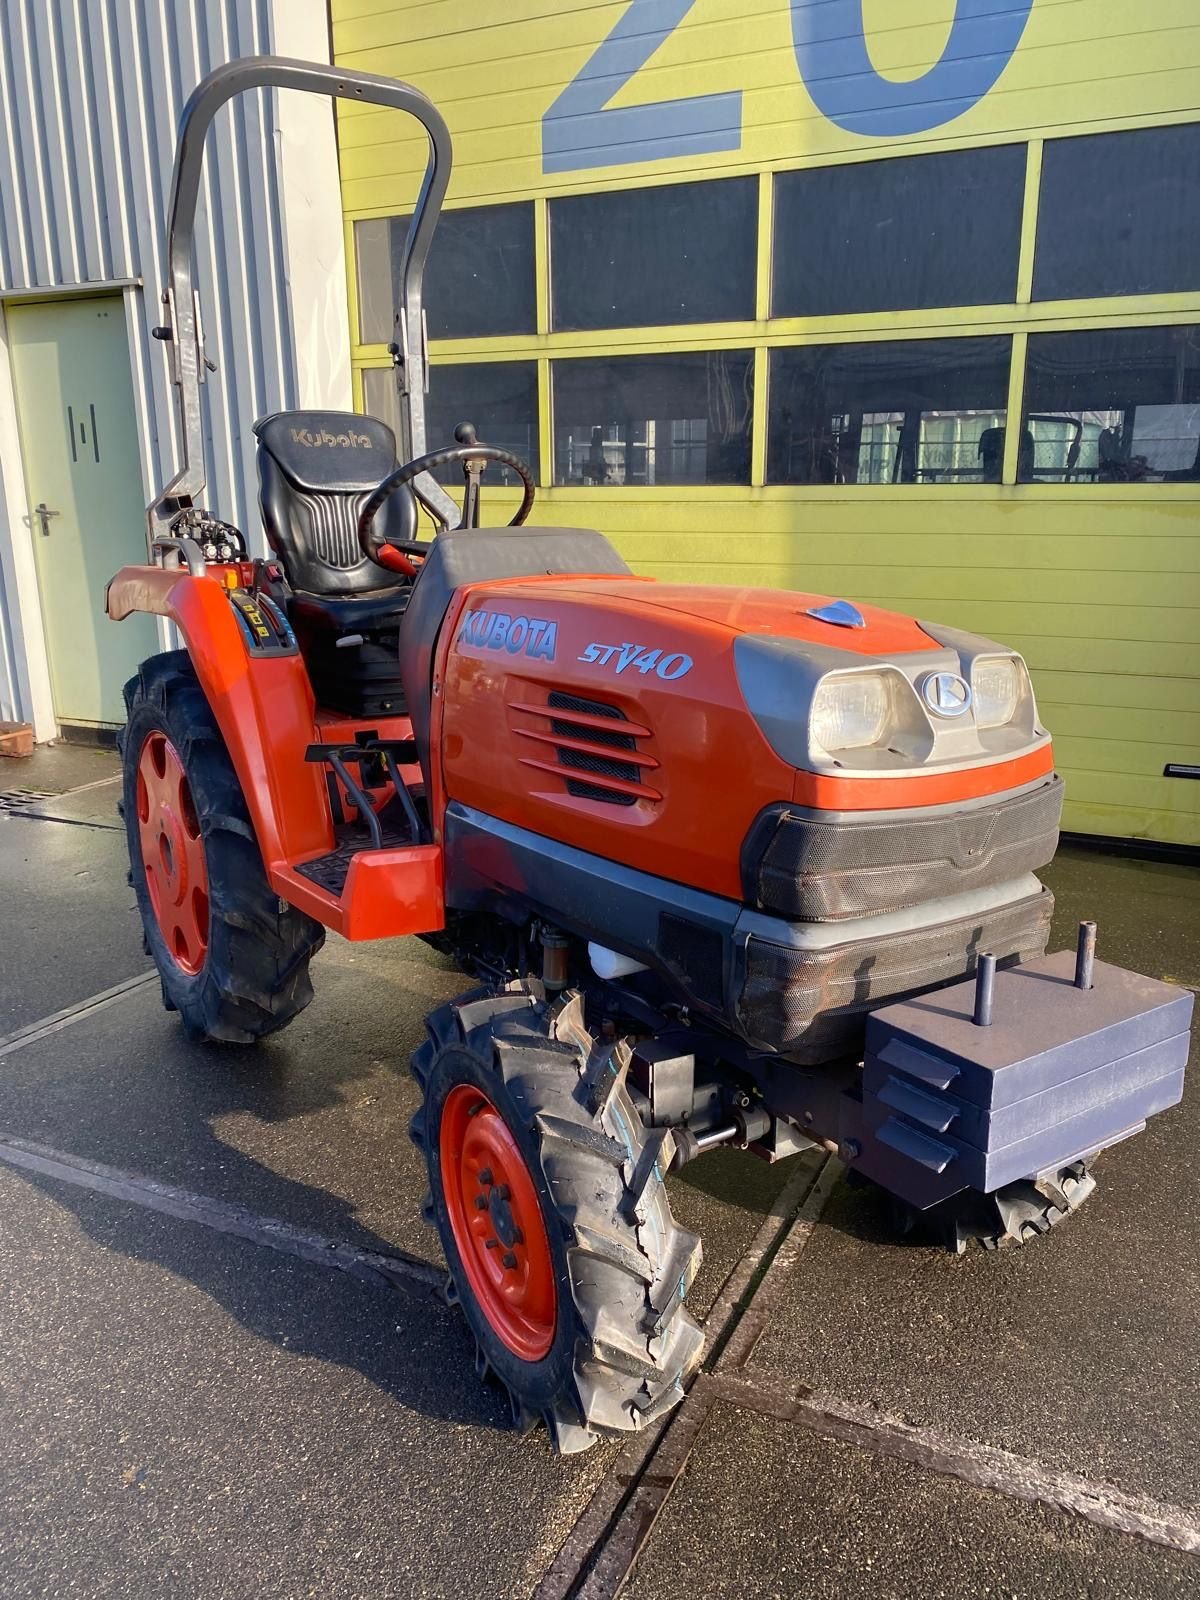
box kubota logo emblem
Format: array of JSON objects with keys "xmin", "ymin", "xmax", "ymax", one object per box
[
  {"xmin": 290, "ymin": 427, "xmax": 374, "ymax": 450},
  {"xmin": 457, "ymin": 609, "xmax": 558, "ymax": 661},
  {"xmin": 920, "ymin": 671, "xmax": 972, "ymax": 718}
]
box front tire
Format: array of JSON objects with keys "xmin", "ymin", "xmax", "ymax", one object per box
[
  {"xmin": 411, "ymin": 989, "xmax": 704, "ymax": 1453},
  {"xmin": 120, "ymin": 651, "xmax": 324, "ymax": 1043}
]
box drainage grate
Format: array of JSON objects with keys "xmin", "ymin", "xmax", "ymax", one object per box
[{"xmin": 0, "ymin": 790, "xmax": 58, "ymax": 812}]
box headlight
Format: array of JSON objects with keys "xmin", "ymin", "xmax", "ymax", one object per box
[
  {"xmin": 812, "ymin": 672, "xmax": 894, "ymax": 751},
  {"xmin": 972, "ymin": 657, "xmax": 1025, "ymax": 728}
]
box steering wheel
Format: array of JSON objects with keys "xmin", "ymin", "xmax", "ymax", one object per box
[{"xmin": 357, "ymin": 422, "xmax": 536, "ymax": 577}]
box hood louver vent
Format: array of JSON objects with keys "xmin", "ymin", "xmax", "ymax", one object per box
[{"xmin": 510, "ymin": 691, "xmax": 660, "ymax": 807}]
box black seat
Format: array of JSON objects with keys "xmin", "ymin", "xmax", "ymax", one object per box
[{"xmin": 254, "ymin": 409, "xmax": 417, "ymax": 716}]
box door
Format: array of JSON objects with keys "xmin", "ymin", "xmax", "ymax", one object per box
[{"xmin": 7, "ymin": 295, "xmax": 158, "ymax": 728}]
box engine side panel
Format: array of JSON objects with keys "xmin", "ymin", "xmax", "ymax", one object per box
[
  {"xmin": 437, "ymin": 576, "xmax": 1055, "ymax": 902},
  {"xmin": 438, "ymin": 580, "xmax": 798, "ymax": 902}
]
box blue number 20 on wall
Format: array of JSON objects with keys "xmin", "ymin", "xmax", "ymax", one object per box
[{"xmin": 542, "ymin": 0, "xmax": 1034, "ymax": 172}]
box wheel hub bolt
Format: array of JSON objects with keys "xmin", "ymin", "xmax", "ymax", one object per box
[
  {"xmin": 494, "ymin": 1184, "xmax": 511, "ymax": 1202},
  {"xmin": 478, "ymin": 1168, "xmax": 493, "ymax": 1186},
  {"xmin": 502, "ymin": 1250, "xmax": 518, "ymax": 1270},
  {"xmin": 474, "ymin": 1194, "xmax": 488, "ymax": 1210}
]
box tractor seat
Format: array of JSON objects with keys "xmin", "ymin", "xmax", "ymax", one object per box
[
  {"xmin": 253, "ymin": 409, "xmax": 417, "ymax": 716},
  {"xmin": 253, "ymin": 409, "xmax": 416, "ymax": 598}
]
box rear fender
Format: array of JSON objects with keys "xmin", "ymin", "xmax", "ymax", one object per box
[{"xmin": 107, "ymin": 564, "xmax": 332, "ymax": 866}]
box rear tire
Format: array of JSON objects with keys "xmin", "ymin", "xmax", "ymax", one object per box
[
  {"xmin": 411, "ymin": 988, "xmax": 704, "ymax": 1453},
  {"xmin": 120, "ymin": 651, "xmax": 324, "ymax": 1043}
]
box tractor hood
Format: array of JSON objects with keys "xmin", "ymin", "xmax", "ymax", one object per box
[
  {"xmin": 478, "ymin": 573, "xmax": 1052, "ymax": 786},
  {"xmin": 545, "ymin": 578, "xmax": 939, "ymax": 657}
]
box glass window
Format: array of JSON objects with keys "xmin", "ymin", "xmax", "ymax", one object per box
[
  {"xmin": 1020, "ymin": 325, "xmax": 1200, "ymax": 483},
  {"xmin": 354, "ymin": 202, "xmax": 536, "ymax": 344},
  {"xmin": 362, "ymin": 361, "xmax": 540, "ymax": 487},
  {"xmin": 767, "ymin": 338, "xmax": 1011, "ymax": 485},
  {"xmin": 550, "ymin": 179, "xmax": 757, "ymax": 331},
  {"xmin": 552, "ymin": 352, "xmax": 753, "ymax": 486},
  {"xmin": 772, "ymin": 147, "xmax": 1025, "ymax": 318},
  {"xmin": 1034, "ymin": 125, "xmax": 1200, "ymax": 301}
]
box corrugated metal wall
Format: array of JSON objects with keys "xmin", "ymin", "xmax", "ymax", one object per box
[{"xmin": 0, "ymin": 0, "xmax": 299, "ymax": 531}]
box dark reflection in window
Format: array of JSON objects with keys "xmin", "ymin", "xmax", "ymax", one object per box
[
  {"xmin": 553, "ymin": 352, "xmax": 753, "ymax": 485},
  {"xmin": 550, "ymin": 179, "xmax": 757, "ymax": 331},
  {"xmin": 767, "ymin": 338, "xmax": 1011, "ymax": 485},
  {"xmin": 1021, "ymin": 325, "xmax": 1200, "ymax": 483},
  {"xmin": 355, "ymin": 203, "xmax": 536, "ymax": 343},
  {"xmin": 363, "ymin": 362, "xmax": 540, "ymax": 487},
  {"xmin": 1034, "ymin": 126, "xmax": 1200, "ymax": 301},
  {"xmin": 773, "ymin": 147, "xmax": 1024, "ymax": 317}
]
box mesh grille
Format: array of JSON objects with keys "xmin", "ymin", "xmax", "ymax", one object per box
[
  {"xmin": 736, "ymin": 887, "xmax": 1054, "ymax": 1065},
  {"xmin": 747, "ymin": 778, "xmax": 1064, "ymax": 922},
  {"xmin": 566, "ymin": 778, "xmax": 637, "ymax": 805},
  {"xmin": 545, "ymin": 691, "xmax": 643, "ymax": 807},
  {"xmin": 659, "ymin": 913, "xmax": 725, "ymax": 1003}
]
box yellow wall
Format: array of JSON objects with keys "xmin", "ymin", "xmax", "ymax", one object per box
[{"xmin": 331, "ymin": 0, "xmax": 1200, "ymax": 847}]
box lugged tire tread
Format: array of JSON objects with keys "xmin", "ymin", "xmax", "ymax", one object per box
[
  {"xmin": 121, "ymin": 651, "xmax": 324, "ymax": 1044},
  {"xmin": 411, "ymin": 989, "xmax": 703, "ymax": 1453}
]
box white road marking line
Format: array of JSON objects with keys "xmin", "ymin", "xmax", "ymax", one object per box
[
  {"xmin": 0, "ymin": 1131, "xmax": 444, "ymax": 1295},
  {"xmin": 56, "ymin": 772, "xmax": 122, "ymax": 795},
  {"xmin": 0, "ymin": 972, "xmax": 156, "ymax": 1058},
  {"xmin": 707, "ymin": 1370, "xmax": 1200, "ymax": 1558}
]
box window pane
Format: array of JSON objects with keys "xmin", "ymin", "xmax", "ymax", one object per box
[
  {"xmin": 362, "ymin": 361, "xmax": 540, "ymax": 487},
  {"xmin": 354, "ymin": 202, "xmax": 536, "ymax": 343},
  {"xmin": 1034, "ymin": 126, "xmax": 1200, "ymax": 301},
  {"xmin": 1021, "ymin": 325, "xmax": 1200, "ymax": 483},
  {"xmin": 552, "ymin": 352, "xmax": 753, "ymax": 485},
  {"xmin": 767, "ymin": 338, "xmax": 1011, "ymax": 485},
  {"xmin": 773, "ymin": 147, "xmax": 1025, "ymax": 317},
  {"xmin": 550, "ymin": 179, "xmax": 757, "ymax": 331}
]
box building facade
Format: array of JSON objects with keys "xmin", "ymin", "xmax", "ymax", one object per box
[
  {"xmin": 333, "ymin": 0, "xmax": 1200, "ymax": 848},
  {"xmin": 0, "ymin": 0, "xmax": 350, "ymax": 738}
]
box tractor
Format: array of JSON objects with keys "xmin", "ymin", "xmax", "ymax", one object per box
[{"xmin": 108, "ymin": 59, "xmax": 1193, "ymax": 1453}]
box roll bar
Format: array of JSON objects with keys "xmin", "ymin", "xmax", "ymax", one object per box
[{"xmin": 148, "ymin": 55, "xmax": 458, "ymax": 540}]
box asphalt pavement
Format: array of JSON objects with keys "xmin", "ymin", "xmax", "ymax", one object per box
[{"xmin": 0, "ymin": 745, "xmax": 1197, "ymax": 1599}]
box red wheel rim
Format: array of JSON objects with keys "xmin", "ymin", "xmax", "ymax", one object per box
[
  {"xmin": 440, "ymin": 1083, "xmax": 557, "ymax": 1361},
  {"xmin": 135, "ymin": 731, "xmax": 209, "ymax": 976}
]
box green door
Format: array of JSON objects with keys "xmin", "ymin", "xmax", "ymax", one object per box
[{"xmin": 7, "ymin": 295, "xmax": 158, "ymax": 728}]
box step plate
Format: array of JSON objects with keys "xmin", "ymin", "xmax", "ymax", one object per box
[{"xmin": 295, "ymin": 822, "xmax": 415, "ymax": 897}]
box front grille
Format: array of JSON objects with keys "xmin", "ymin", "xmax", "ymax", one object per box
[
  {"xmin": 512, "ymin": 691, "xmax": 660, "ymax": 807},
  {"xmin": 735, "ymin": 885, "xmax": 1054, "ymax": 1064},
  {"xmin": 743, "ymin": 777, "xmax": 1064, "ymax": 922}
]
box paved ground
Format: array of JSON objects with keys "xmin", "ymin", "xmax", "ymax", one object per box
[{"xmin": 0, "ymin": 745, "xmax": 1197, "ymax": 1599}]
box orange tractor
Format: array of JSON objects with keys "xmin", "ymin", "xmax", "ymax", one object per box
[{"xmin": 109, "ymin": 60, "xmax": 1192, "ymax": 1453}]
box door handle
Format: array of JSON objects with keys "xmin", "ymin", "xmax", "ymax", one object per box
[{"xmin": 31, "ymin": 503, "xmax": 60, "ymax": 537}]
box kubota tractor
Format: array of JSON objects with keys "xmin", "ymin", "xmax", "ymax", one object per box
[{"xmin": 108, "ymin": 60, "xmax": 1193, "ymax": 1453}]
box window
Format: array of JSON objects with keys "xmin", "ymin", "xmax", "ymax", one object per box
[
  {"xmin": 767, "ymin": 338, "xmax": 1011, "ymax": 485},
  {"xmin": 552, "ymin": 352, "xmax": 753, "ymax": 486},
  {"xmin": 362, "ymin": 361, "xmax": 540, "ymax": 487},
  {"xmin": 772, "ymin": 147, "xmax": 1025, "ymax": 318},
  {"xmin": 550, "ymin": 179, "xmax": 757, "ymax": 331},
  {"xmin": 354, "ymin": 202, "xmax": 536, "ymax": 344},
  {"xmin": 1034, "ymin": 125, "xmax": 1200, "ymax": 302},
  {"xmin": 1020, "ymin": 325, "xmax": 1200, "ymax": 483}
]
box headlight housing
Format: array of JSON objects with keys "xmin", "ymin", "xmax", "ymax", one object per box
[
  {"xmin": 811, "ymin": 672, "xmax": 895, "ymax": 752},
  {"xmin": 972, "ymin": 656, "xmax": 1027, "ymax": 728}
]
